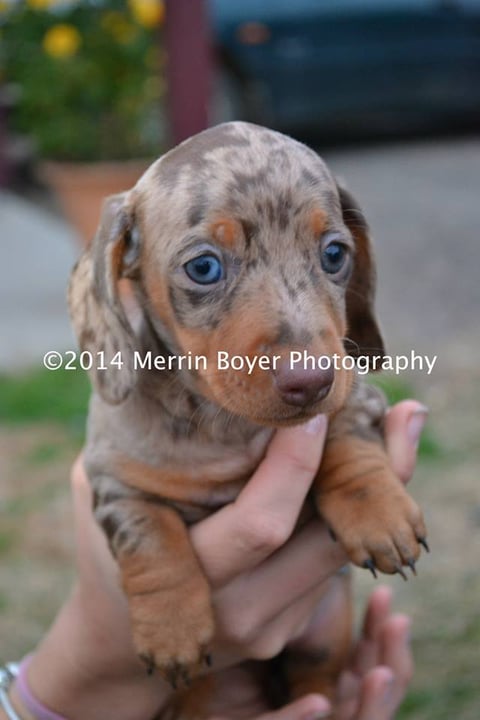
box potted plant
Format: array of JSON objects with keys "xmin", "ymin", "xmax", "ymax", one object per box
[{"xmin": 0, "ymin": 0, "xmax": 166, "ymax": 244}]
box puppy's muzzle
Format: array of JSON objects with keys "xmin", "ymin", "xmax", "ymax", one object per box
[{"xmin": 273, "ymin": 361, "xmax": 334, "ymax": 407}]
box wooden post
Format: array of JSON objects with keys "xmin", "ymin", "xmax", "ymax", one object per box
[{"xmin": 164, "ymin": 0, "xmax": 211, "ymax": 145}]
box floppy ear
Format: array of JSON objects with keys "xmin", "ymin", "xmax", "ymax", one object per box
[
  {"xmin": 337, "ymin": 184, "xmax": 385, "ymax": 367},
  {"xmin": 68, "ymin": 192, "xmax": 142, "ymax": 404}
]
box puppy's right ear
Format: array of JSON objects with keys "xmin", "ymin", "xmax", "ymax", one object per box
[{"xmin": 68, "ymin": 192, "xmax": 141, "ymax": 404}]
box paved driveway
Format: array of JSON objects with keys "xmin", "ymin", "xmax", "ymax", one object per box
[
  {"xmin": 1, "ymin": 192, "xmax": 78, "ymax": 370},
  {"xmin": 323, "ymin": 138, "xmax": 480, "ymax": 369}
]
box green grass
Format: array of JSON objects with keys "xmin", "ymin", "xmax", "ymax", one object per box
[
  {"xmin": 458, "ymin": 616, "xmax": 480, "ymax": 643},
  {"xmin": 399, "ymin": 680, "xmax": 479, "ymax": 720},
  {"xmin": 26, "ymin": 442, "xmax": 65, "ymax": 466},
  {"xmin": 0, "ymin": 367, "xmax": 442, "ymax": 458},
  {"xmin": 0, "ymin": 531, "xmax": 15, "ymax": 557},
  {"xmin": 2, "ymin": 479, "xmax": 64, "ymax": 517},
  {"xmin": 0, "ymin": 367, "xmax": 90, "ymax": 436},
  {"xmin": 369, "ymin": 374, "xmax": 417, "ymax": 406}
]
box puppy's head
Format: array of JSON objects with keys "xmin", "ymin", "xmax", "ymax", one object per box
[{"xmin": 69, "ymin": 122, "xmax": 384, "ymax": 424}]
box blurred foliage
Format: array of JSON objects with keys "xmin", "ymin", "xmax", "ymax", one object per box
[
  {"xmin": 0, "ymin": 0, "xmax": 166, "ymax": 160},
  {"xmin": 0, "ymin": 366, "xmax": 89, "ymax": 437}
]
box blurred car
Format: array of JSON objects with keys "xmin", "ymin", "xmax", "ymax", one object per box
[{"xmin": 209, "ymin": 0, "xmax": 480, "ymax": 137}]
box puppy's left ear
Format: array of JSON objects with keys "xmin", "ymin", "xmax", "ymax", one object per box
[
  {"xmin": 337, "ymin": 184, "xmax": 385, "ymax": 366},
  {"xmin": 68, "ymin": 191, "xmax": 142, "ymax": 403}
]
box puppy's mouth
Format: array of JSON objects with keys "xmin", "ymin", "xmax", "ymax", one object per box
[
  {"xmin": 248, "ymin": 387, "xmax": 334, "ymax": 428},
  {"xmin": 253, "ymin": 409, "xmax": 319, "ymax": 428}
]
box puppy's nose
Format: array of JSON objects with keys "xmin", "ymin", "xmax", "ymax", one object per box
[{"xmin": 274, "ymin": 361, "xmax": 334, "ymax": 407}]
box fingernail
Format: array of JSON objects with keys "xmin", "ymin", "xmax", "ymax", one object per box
[
  {"xmin": 407, "ymin": 406, "xmax": 429, "ymax": 450},
  {"xmin": 304, "ymin": 414, "xmax": 327, "ymax": 436},
  {"xmin": 303, "ymin": 708, "xmax": 331, "ymax": 720}
]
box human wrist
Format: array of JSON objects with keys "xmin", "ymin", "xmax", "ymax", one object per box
[
  {"xmin": 9, "ymin": 587, "xmax": 172, "ymax": 720},
  {"xmin": 9, "ymin": 677, "xmax": 43, "ymax": 720},
  {"xmin": 1, "ymin": 662, "xmax": 37, "ymax": 720}
]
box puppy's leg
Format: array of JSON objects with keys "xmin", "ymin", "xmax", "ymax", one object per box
[
  {"xmin": 94, "ymin": 486, "xmax": 214, "ymax": 688},
  {"xmin": 316, "ymin": 381, "xmax": 427, "ymax": 577},
  {"xmin": 284, "ymin": 570, "xmax": 353, "ymax": 710}
]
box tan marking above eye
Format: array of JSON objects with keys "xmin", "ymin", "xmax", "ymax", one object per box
[
  {"xmin": 209, "ymin": 218, "xmax": 242, "ymax": 250},
  {"xmin": 309, "ymin": 209, "xmax": 328, "ymax": 237}
]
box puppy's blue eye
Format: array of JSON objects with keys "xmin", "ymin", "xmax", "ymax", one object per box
[
  {"xmin": 321, "ymin": 242, "xmax": 348, "ymax": 275},
  {"xmin": 184, "ymin": 254, "xmax": 223, "ymax": 284}
]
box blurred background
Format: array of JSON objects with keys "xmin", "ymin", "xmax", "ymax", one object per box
[{"xmin": 0, "ymin": 1, "xmax": 479, "ymax": 718}]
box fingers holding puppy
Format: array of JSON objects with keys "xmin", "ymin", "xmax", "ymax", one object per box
[{"xmin": 191, "ymin": 414, "xmax": 333, "ymax": 586}]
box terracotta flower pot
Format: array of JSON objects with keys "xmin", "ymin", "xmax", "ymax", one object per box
[{"xmin": 40, "ymin": 159, "xmax": 150, "ymax": 247}]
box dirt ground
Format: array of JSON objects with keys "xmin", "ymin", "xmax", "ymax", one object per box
[
  {"xmin": 0, "ymin": 424, "xmax": 76, "ymax": 657},
  {"xmin": 1, "ymin": 363, "xmax": 479, "ymax": 719}
]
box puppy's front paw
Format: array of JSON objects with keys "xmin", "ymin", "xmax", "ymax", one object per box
[
  {"xmin": 129, "ymin": 574, "xmax": 215, "ymax": 688},
  {"xmin": 319, "ymin": 468, "xmax": 428, "ymax": 578}
]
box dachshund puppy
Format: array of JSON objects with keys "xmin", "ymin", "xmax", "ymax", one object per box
[{"xmin": 69, "ymin": 121, "xmax": 427, "ymax": 715}]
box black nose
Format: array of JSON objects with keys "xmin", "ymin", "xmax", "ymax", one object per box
[{"xmin": 274, "ymin": 361, "xmax": 334, "ymax": 407}]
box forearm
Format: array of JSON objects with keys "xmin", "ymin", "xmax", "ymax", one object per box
[{"xmin": 4, "ymin": 585, "xmax": 171, "ymax": 720}]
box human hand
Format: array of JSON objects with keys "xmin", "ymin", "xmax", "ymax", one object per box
[
  {"xmin": 8, "ymin": 400, "xmax": 426, "ymax": 720},
  {"xmin": 196, "ymin": 401, "xmax": 424, "ymax": 720},
  {"xmin": 18, "ymin": 413, "xmax": 341, "ymax": 720},
  {"xmin": 334, "ymin": 585, "xmax": 413, "ymax": 720},
  {"xmin": 196, "ymin": 586, "xmax": 412, "ymax": 720}
]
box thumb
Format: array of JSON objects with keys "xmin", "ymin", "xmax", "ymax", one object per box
[{"xmin": 384, "ymin": 401, "xmax": 428, "ymax": 485}]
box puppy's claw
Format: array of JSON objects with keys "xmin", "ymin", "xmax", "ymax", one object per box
[
  {"xmin": 407, "ymin": 558, "xmax": 417, "ymax": 576},
  {"xmin": 395, "ymin": 564, "xmax": 408, "ymax": 581},
  {"xmin": 166, "ymin": 664, "xmax": 178, "ymax": 690},
  {"xmin": 205, "ymin": 652, "xmax": 212, "ymax": 667},
  {"xmin": 139, "ymin": 653, "xmax": 155, "ymax": 676},
  {"xmin": 418, "ymin": 537, "xmax": 430, "ymax": 553},
  {"xmin": 164, "ymin": 661, "xmax": 197, "ymax": 689},
  {"xmin": 181, "ymin": 668, "xmax": 191, "ymax": 687},
  {"xmin": 363, "ymin": 558, "xmax": 377, "ymax": 579},
  {"xmin": 328, "ymin": 526, "xmax": 337, "ymax": 542}
]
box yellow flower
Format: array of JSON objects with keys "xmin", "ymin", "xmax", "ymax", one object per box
[
  {"xmin": 27, "ymin": 0, "xmax": 57, "ymax": 9},
  {"xmin": 43, "ymin": 24, "xmax": 81, "ymax": 59},
  {"xmin": 0, "ymin": 0, "xmax": 10, "ymax": 14},
  {"xmin": 144, "ymin": 75, "xmax": 165, "ymax": 100},
  {"xmin": 129, "ymin": 0, "xmax": 165, "ymax": 29},
  {"xmin": 101, "ymin": 11, "xmax": 138, "ymax": 45}
]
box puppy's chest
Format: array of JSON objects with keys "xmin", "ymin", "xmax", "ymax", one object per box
[
  {"xmin": 127, "ymin": 430, "xmax": 268, "ymax": 525},
  {"xmin": 89, "ymin": 391, "xmax": 272, "ymax": 517},
  {"xmin": 166, "ymin": 492, "xmax": 239, "ymax": 525},
  {"xmin": 160, "ymin": 431, "xmax": 270, "ymax": 520}
]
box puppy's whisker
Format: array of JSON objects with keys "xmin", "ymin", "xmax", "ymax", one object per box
[
  {"xmin": 186, "ymin": 397, "xmax": 211, "ymax": 435},
  {"xmin": 357, "ymin": 345, "xmax": 384, "ymax": 354},
  {"xmin": 342, "ymin": 336, "xmax": 361, "ymax": 354},
  {"xmin": 345, "ymin": 286, "xmax": 369, "ymax": 303}
]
